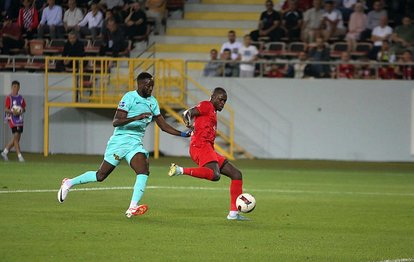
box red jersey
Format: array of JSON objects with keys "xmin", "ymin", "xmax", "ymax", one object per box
[
  {"xmin": 191, "ymin": 101, "xmax": 217, "ymax": 147},
  {"xmin": 338, "ymin": 64, "xmax": 355, "ymax": 79}
]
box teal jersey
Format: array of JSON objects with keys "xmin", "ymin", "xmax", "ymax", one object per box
[{"xmin": 113, "ymin": 91, "xmax": 160, "ymax": 140}]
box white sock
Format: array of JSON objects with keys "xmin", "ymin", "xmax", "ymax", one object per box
[
  {"xmin": 3, "ymin": 149, "xmax": 8, "ymax": 154},
  {"xmin": 229, "ymin": 211, "xmax": 238, "ymax": 217},
  {"xmin": 177, "ymin": 166, "xmax": 183, "ymax": 174}
]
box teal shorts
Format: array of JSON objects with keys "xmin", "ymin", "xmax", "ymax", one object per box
[{"xmin": 104, "ymin": 135, "xmax": 149, "ymax": 166}]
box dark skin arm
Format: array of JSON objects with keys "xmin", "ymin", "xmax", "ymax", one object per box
[
  {"xmin": 112, "ymin": 109, "xmax": 152, "ymax": 127},
  {"xmin": 154, "ymin": 114, "xmax": 187, "ymax": 136}
]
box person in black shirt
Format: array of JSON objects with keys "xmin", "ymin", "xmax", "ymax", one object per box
[
  {"xmin": 100, "ymin": 17, "xmax": 127, "ymax": 57},
  {"xmin": 250, "ymin": 0, "xmax": 285, "ymax": 42},
  {"xmin": 282, "ymin": 0, "xmax": 303, "ymax": 41},
  {"xmin": 56, "ymin": 31, "xmax": 85, "ymax": 71},
  {"xmin": 123, "ymin": 1, "xmax": 148, "ymax": 40}
]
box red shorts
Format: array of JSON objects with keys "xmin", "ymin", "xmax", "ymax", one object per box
[{"xmin": 189, "ymin": 143, "xmax": 226, "ymax": 168}]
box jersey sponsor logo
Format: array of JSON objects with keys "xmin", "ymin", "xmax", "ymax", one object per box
[
  {"xmin": 113, "ymin": 154, "xmax": 120, "ymax": 161},
  {"xmin": 119, "ymin": 101, "xmax": 126, "ymax": 108}
]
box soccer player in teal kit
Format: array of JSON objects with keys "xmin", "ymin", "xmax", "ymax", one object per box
[{"xmin": 57, "ymin": 72, "xmax": 190, "ymax": 218}]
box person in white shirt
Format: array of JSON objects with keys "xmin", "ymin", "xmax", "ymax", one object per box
[
  {"xmin": 77, "ymin": 0, "xmax": 103, "ymax": 40},
  {"xmin": 369, "ymin": 16, "xmax": 392, "ymax": 60},
  {"xmin": 220, "ymin": 30, "xmax": 243, "ymax": 60},
  {"xmin": 63, "ymin": 0, "xmax": 84, "ymax": 34},
  {"xmin": 238, "ymin": 34, "xmax": 259, "ymax": 78},
  {"xmin": 320, "ymin": 0, "xmax": 346, "ymax": 41},
  {"xmin": 37, "ymin": 0, "xmax": 64, "ymax": 39}
]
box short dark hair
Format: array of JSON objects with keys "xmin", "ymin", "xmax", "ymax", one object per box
[
  {"xmin": 12, "ymin": 80, "xmax": 20, "ymax": 86},
  {"xmin": 137, "ymin": 72, "xmax": 153, "ymax": 81},
  {"xmin": 213, "ymin": 87, "xmax": 226, "ymax": 96},
  {"xmin": 223, "ymin": 48, "xmax": 231, "ymax": 53}
]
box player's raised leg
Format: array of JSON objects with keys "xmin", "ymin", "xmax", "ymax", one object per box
[
  {"xmin": 57, "ymin": 160, "xmax": 115, "ymax": 203},
  {"xmin": 125, "ymin": 152, "xmax": 149, "ymax": 218},
  {"xmin": 168, "ymin": 163, "xmax": 218, "ymax": 180}
]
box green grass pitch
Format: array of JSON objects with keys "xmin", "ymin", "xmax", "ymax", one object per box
[{"xmin": 1, "ymin": 154, "xmax": 413, "ymax": 262}]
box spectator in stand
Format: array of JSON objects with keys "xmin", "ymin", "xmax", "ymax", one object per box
[
  {"xmin": 203, "ymin": 48, "xmax": 222, "ymax": 77},
  {"xmin": 266, "ymin": 63, "xmax": 286, "ymax": 78},
  {"xmin": 302, "ymin": 0, "xmax": 324, "ymax": 43},
  {"xmin": 336, "ymin": 0, "xmax": 357, "ymax": 22},
  {"xmin": 376, "ymin": 40, "xmax": 396, "ymax": 79},
  {"xmin": 238, "ymin": 34, "xmax": 259, "ymax": 78},
  {"xmin": 63, "ymin": 0, "xmax": 84, "ymax": 35},
  {"xmin": 359, "ymin": 0, "xmax": 387, "ymax": 41},
  {"xmin": 377, "ymin": 39, "xmax": 396, "ymax": 63},
  {"xmin": 124, "ymin": 1, "xmax": 148, "ymax": 40},
  {"xmin": 220, "ymin": 30, "xmax": 242, "ymax": 61},
  {"xmin": 307, "ymin": 36, "xmax": 330, "ymax": 78},
  {"xmin": 250, "ymin": 0, "xmax": 285, "ymax": 42},
  {"xmin": 335, "ymin": 51, "xmax": 355, "ymax": 79},
  {"xmin": 391, "ymin": 16, "xmax": 414, "ymax": 55},
  {"xmin": 345, "ymin": 2, "xmax": 367, "ymax": 52},
  {"xmin": 221, "ymin": 48, "xmax": 239, "ymax": 77},
  {"xmin": 319, "ymin": 0, "xmax": 346, "ymax": 41},
  {"xmin": 1, "ymin": 0, "xmax": 21, "ymax": 20},
  {"xmin": 369, "ymin": 16, "xmax": 392, "ymax": 60},
  {"xmin": 395, "ymin": 50, "xmax": 414, "ymax": 80},
  {"xmin": 38, "ymin": 0, "xmax": 64, "ymax": 39},
  {"xmin": 1, "ymin": 16, "xmax": 24, "ymax": 54},
  {"xmin": 100, "ymin": 17, "xmax": 127, "ymax": 57},
  {"xmin": 293, "ymin": 51, "xmax": 310, "ymax": 78},
  {"xmin": 282, "ymin": 0, "xmax": 303, "ymax": 41},
  {"xmin": 17, "ymin": 0, "xmax": 39, "ymax": 40},
  {"xmin": 57, "ymin": 31, "xmax": 86, "ymax": 71},
  {"xmin": 145, "ymin": 0, "xmax": 166, "ymax": 35},
  {"xmin": 281, "ymin": 0, "xmax": 313, "ymax": 12},
  {"xmin": 357, "ymin": 57, "xmax": 375, "ymax": 79},
  {"xmin": 77, "ymin": 0, "xmax": 103, "ymax": 41}
]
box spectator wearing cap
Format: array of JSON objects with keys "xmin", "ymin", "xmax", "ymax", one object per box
[
  {"xmin": 17, "ymin": 0, "xmax": 39, "ymax": 40},
  {"xmin": 124, "ymin": 1, "xmax": 148, "ymax": 40},
  {"xmin": 1, "ymin": 16, "xmax": 24, "ymax": 54},
  {"xmin": 63, "ymin": 0, "xmax": 84, "ymax": 35},
  {"xmin": 77, "ymin": 0, "xmax": 103, "ymax": 40},
  {"xmin": 37, "ymin": 0, "xmax": 64, "ymax": 39}
]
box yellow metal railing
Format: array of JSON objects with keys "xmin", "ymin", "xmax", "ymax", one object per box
[{"xmin": 44, "ymin": 57, "xmax": 236, "ymax": 160}]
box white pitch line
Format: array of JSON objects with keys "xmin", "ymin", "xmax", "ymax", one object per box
[
  {"xmin": 0, "ymin": 185, "xmax": 414, "ymax": 197},
  {"xmin": 376, "ymin": 259, "xmax": 414, "ymax": 262}
]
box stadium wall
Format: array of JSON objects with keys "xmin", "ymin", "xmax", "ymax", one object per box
[{"xmin": 1, "ymin": 72, "xmax": 413, "ymax": 162}]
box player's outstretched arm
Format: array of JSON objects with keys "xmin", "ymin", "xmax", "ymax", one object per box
[
  {"xmin": 182, "ymin": 107, "xmax": 200, "ymax": 128},
  {"xmin": 112, "ymin": 109, "xmax": 152, "ymax": 127},
  {"xmin": 154, "ymin": 114, "xmax": 191, "ymax": 137}
]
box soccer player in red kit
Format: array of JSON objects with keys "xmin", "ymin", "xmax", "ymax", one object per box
[{"xmin": 168, "ymin": 87, "xmax": 248, "ymax": 220}]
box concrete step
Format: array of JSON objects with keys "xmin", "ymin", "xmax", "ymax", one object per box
[
  {"xmin": 167, "ymin": 19, "xmax": 257, "ymax": 29},
  {"xmin": 185, "ymin": 3, "xmax": 263, "ymax": 12},
  {"xmin": 166, "ymin": 27, "xmax": 253, "ymax": 37},
  {"xmin": 184, "ymin": 11, "xmax": 259, "ymax": 21}
]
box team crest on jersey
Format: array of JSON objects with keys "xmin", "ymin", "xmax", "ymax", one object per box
[
  {"xmin": 113, "ymin": 154, "xmax": 120, "ymax": 160},
  {"xmin": 118, "ymin": 101, "xmax": 125, "ymax": 108}
]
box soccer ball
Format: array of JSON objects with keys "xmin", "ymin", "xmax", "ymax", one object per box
[
  {"xmin": 236, "ymin": 193, "xmax": 256, "ymax": 213},
  {"xmin": 12, "ymin": 105, "xmax": 22, "ymax": 115}
]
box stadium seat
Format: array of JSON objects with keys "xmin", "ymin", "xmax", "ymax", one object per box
[
  {"xmin": 25, "ymin": 57, "xmax": 45, "ymax": 71},
  {"xmin": 251, "ymin": 41, "xmax": 265, "ymax": 53},
  {"xmin": 44, "ymin": 39, "xmax": 66, "ymax": 55},
  {"xmin": 85, "ymin": 39, "xmax": 103, "ymax": 55},
  {"xmin": 262, "ymin": 42, "xmax": 286, "ymax": 57},
  {"xmin": 330, "ymin": 42, "xmax": 349, "ymax": 59},
  {"xmin": 350, "ymin": 42, "xmax": 373, "ymax": 58},
  {"xmin": 5, "ymin": 57, "xmax": 30, "ymax": 71},
  {"xmin": 284, "ymin": 41, "xmax": 307, "ymax": 58}
]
